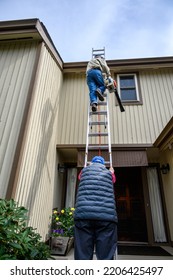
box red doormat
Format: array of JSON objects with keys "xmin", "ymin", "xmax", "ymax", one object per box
[{"xmin": 117, "ymin": 245, "xmax": 172, "ymax": 256}]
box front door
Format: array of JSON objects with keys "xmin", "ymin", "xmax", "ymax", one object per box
[{"xmin": 115, "ymin": 167, "xmax": 148, "ymax": 242}]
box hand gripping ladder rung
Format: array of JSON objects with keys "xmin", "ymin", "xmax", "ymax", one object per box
[{"xmin": 84, "ymin": 91, "xmax": 112, "ymax": 167}]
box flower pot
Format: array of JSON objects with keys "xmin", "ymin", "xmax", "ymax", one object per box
[
  {"xmin": 66, "ymin": 237, "xmax": 74, "ymax": 255},
  {"xmin": 51, "ymin": 237, "xmax": 74, "ymax": 255}
]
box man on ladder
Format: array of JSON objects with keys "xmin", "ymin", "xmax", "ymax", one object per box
[
  {"xmin": 86, "ymin": 48, "xmax": 111, "ymax": 112},
  {"xmin": 74, "ymin": 48, "xmax": 118, "ymax": 260}
]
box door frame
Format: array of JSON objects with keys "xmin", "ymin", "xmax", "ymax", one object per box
[{"xmin": 142, "ymin": 165, "xmax": 171, "ymax": 245}]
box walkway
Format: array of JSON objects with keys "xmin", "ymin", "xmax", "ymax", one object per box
[{"xmin": 53, "ymin": 246, "xmax": 173, "ymax": 260}]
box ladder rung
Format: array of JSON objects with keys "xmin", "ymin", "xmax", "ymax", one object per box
[
  {"xmin": 89, "ymin": 121, "xmax": 108, "ymax": 126},
  {"xmin": 88, "ymin": 145, "xmax": 109, "ymax": 150},
  {"xmin": 92, "ymin": 48, "xmax": 105, "ymax": 59},
  {"xmin": 98, "ymin": 101, "xmax": 107, "ymax": 106},
  {"xmin": 87, "ymin": 161, "xmax": 110, "ymax": 165},
  {"xmin": 93, "ymin": 48, "xmax": 105, "ymax": 52},
  {"xmin": 90, "ymin": 111, "xmax": 107, "ymax": 116},
  {"xmin": 88, "ymin": 132, "xmax": 108, "ymax": 137}
]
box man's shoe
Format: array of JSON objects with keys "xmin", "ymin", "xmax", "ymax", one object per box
[
  {"xmin": 96, "ymin": 89, "xmax": 104, "ymax": 101},
  {"xmin": 91, "ymin": 103, "xmax": 97, "ymax": 112}
]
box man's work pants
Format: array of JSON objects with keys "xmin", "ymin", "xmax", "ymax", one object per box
[
  {"xmin": 86, "ymin": 69, "xmax": 106, "ymax": 105},
  {"xmin": 74, "ymin": 220, "xmax": 117, "ymax": 260}
]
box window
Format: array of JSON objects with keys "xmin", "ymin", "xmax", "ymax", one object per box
[{"xmin": 117, "ymin": 73, "xmax": 141, "ymax": 103}]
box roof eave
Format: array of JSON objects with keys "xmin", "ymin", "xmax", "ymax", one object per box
[
  {"xmin": 154, "ymin": 117, "xmax": 173, "ymax": 150},
  {"xmin": 0, "ymin": 18, "xmax": 63, "ymax": 69},
  {"xmin": 63, "ymin": 56, "xmax": 173, "ymax": 73}
]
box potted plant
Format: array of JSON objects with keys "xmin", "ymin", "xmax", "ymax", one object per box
[{"xmin": 50, "ymin": 207, "xmax": 75, "ymax": 255}]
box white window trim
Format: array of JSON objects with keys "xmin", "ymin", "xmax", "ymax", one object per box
[{"xmin": 117, "ymin": 73, "xmax": 140, "ymax": 102}]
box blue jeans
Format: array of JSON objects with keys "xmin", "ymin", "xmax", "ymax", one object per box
[
  {"xmin": 86, "ymin": 69, "xmax": 106, "ymax": 104},
  {"xmin": 74, "ymin": 220, "xmax": 117, "ymax": 260}
]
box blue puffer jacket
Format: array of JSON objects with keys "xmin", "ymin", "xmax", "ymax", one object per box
[{"xmin": 74, "ymin": 163, "xmax": 117, "ymax": 223}]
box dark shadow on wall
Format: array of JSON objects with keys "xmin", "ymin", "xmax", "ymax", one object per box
[{"xmin": 26, "ymin": 96, "xmax": 59, "ymax": 217}]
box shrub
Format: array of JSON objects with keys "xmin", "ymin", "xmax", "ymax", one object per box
[{"xmin": 0, "ymin": 199, "xmax": 52, "ymax": 260}]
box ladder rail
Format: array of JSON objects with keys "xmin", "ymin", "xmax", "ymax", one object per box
[
  {"xmin": 106, "ymin": 90, "xmax": 112, "ymax": 168},
  {"xmin": 84, "ymin": 100, "xmax": 91, "ymax": 167}
]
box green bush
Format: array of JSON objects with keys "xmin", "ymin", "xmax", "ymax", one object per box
[{"xmin": 0, "ymin": 199, "xmax": 52, "ymax": 260}]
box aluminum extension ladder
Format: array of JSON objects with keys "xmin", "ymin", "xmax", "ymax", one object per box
[
  {"xmin": 84, "ymin": 47, "xmax": 112, "ymax": 167},
  {"xmin": 85, "ymin": 47, "xmax": 118, "ymax": 259},
  {"xmin": 84, "ymin": 90, "xmax": 112, "ymax": 168}
]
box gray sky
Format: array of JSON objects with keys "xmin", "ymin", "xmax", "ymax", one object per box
[{"xmin": 1, "ymin": 0, "xmax": 173, "ymax": 62}]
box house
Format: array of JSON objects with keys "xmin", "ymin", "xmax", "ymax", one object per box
[{"xmin": 0, "ymin": 18, "xmax": 173, "ymax": 246}]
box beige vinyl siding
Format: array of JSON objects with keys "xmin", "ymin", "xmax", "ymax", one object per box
[
  {"xmin": 0, "ymin": 41, "xmax": 39, "ymax": 198},
  {"xmin": 58, "ymin": 73, "xmax": 88, "ymax": 144},
  {"xmin": 140, "ymin": 70, "xmax": 173, "ymax": 140},
  {"xmin": 58, "ymin": 69, "xmax": 173, "ymax": 146},
  {"xmin": 58, "ymin": 73, "xmax": 111, "ymax": 146},
  {"xmin": 14, "ymin": 44, "xmax": 63, "ymax": 240},
  {"xmin": 111, "ymin": 69, "xmax": 173, "ymax": 145}
]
